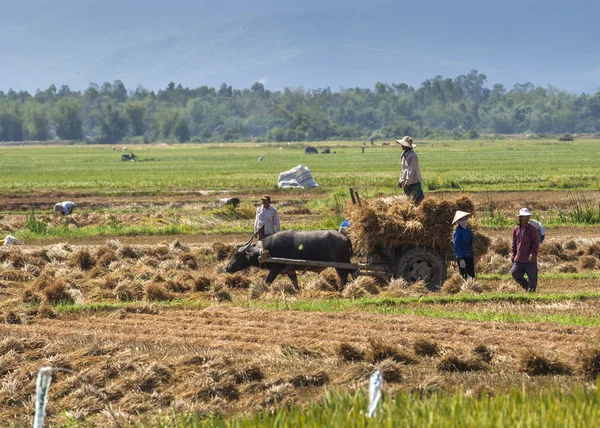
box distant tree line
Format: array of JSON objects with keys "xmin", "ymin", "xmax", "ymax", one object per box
[{"xmin": 1, "ymin": 70, "xmax": 599, "ymax": 144}]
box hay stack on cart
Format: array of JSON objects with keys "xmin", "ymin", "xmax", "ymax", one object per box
[{"xmin": 345, "ymin": 194, "xmax": 490, "ymax": 288}]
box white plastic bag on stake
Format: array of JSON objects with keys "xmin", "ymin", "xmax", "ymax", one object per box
[
  {"xmin": 33, "ymin": 367, "xmax": 53, "ymax": 428},
  {"xmin": 367, "ymin": 369, "xmax": 383, "ymax": 417}
]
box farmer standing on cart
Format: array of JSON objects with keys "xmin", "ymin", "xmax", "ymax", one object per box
[
  {"xmin": 396, "ymin": 136, "xmax": 424, "ymax": 205},
  {"xmin": 254, "ymin": 194, "xmax": 280, "ymax": 240}
]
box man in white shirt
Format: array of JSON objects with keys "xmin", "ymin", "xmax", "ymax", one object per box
[
  {"xmin": 254, "ymin": 194, "xmax": 280, "ymax": 240},
  {"xmin": 396, "ymin": 136, "xmax": 424, "ymax": 205}
]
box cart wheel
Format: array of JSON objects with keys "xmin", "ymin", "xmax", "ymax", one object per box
[{"xmin": 394, "ymin": 248, "xmax": 446, "ymax": 290}]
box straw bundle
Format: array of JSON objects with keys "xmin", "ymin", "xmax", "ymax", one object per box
[{"xmin": 346, "ymin": 195, "xmax": 489, "ymax": 255}]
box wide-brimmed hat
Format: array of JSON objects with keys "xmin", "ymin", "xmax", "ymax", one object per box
[
  {"xmin": 395, "ymin": 136, "xmax": 415, "ymax": 148},
  {"xmin": 261, "ymin": 194, "xmax": 271, "ymax": 202},
  {"xmin": 452, "ymin": 210, "xmax": 470, "ymax": 224},
  {"xmin": 518, "ymin": 208, "xmax": 532, "ymax": 216}
]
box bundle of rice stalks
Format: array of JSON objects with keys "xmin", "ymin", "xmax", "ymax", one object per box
[
  {"xmin": 556, "ymin": 263, "xmax": 578, "ymax": 273},
  {"xmin": 281, "ymin": 344, "xmax": 324, "ymax": 359},
  {"xmin": 223, "ymin": 273, "xmax": 251, "ymax": 289},
  {"xmin": 519, "ymin": 350, "xmax": 572, "ymax": 376},
  {"xmin": 70, "ymin": 249, "xmax": 95, "ymax": 271},
  {"xmin": 378, "ymin": 359, "xmax": 403, "ymax": 383},
  {"xmin": 178, "ymin": 252, "xmax": 198, "ymax": 270},
  {"xmin": 114, "ymin": 280, "xmax": 144, "ymax": 302},
  {"xmin": 170, "ymin": 239, "xmax": 189, "ymax": 253},
  {"xmin": 411, "ymin": 376, "xmax": 444, "ymax": 397},
  {"xmin": 413, "ymin": 338, "xmax": 441, "ymax": 357},
  {"xmin": 95, "ymin": 248, "xmax": 118, "ymax": 268},
  {"xmin": 564, "ymin": 239, "xmax": 578, "ymax": 251},
  {"xmin": 211, "ymin": 283, "xmax": 232, "ymax": 302},
  {"xmin": 335, "ymin": 363, "xmax": 372, "ymax": 385},
  {"xmin": 37, "ymin": 303, "xmax": 58, "ymax": 319},
  {"xmin": 476, "ymin": 252, "xmax": 512, "ymax": 274},
  {"xmin": 0, "ymin": 268, "xmax": 32, "ymax": 282},
  {"xmin": 144, "ymin": 282, "xmax": 175, "ymax": 301},
  {"xmin": 289, "ymin": 371, "xmax": 329, "ymax": 388},
  {"xmin": 119, "ymin": 245, "xmax": 140, "ymax": 260},
  {"xmin": 385, "ymin": 278, "xmax": 409, "ymax": 293},
  {"xmin": 441, "ymin": 273, "xmax": 463, "ymax": 294},
  {"xmin": 249, "ymin": 278, "xmax": 269, "ymax": 299},
  {"xmin": 194, "ymin": 276, "xmax": 213, "ymax": 292},
  {"xmin": 578, "ymin": 348, "xmax": 600, "ymax": 380},
  {"xmin": 213, "ymin": 243, "xmax": 235, "ymax": 261},
  {"xmin": 579, "ymin": 255, "xmax": 598, "ymax": 270},
  {"xmin": 146, "ymin": 245, "xmax": 170, "ymax": 260},
  {"xmin": 336, "ymin": 342, "xmax": 365, "ymax": 362},
  {"xmin": 43, "ymin": 282, "xmax": 75, "ymax": 305},
  {"xmin": 472, "ymin": 344, "xmax": 494, "ymax": 363},
  {"xmin": 234, "ymin": 366, "xmax": 265, "ymax": 383},
  {"xmin": 8, "ymin": 252, "xmax": 25, "ymax": 268},
  {"xmin": 585, "ymin": 242, "xmax": 600, "ymax": 258},
  {"xmin": 305, "ymin": 275, "xmax": 337, "ymax": 293},
  {"xmin": 366, "ymin": 339, "xmax": 417, "ymax": 365},
  {"xmin": 350, "ymin": 276, "xmax": 380, "ymax": 295},
  {"xmin": 320, "ymin": 269, "xmax": 340, "ymax": 288},
  {"xmin": 460, "ymin": 278, "xmax": 493, "ymax": 294},
  {"xmin": 138, "ymin": 255, "xmax": 160, "ymax": 268},
  {"xmin": 496, "ymin": 280, "xmax": 521, "ymax": 293},
  {"xmin": 437, "ymin": 354, "xmax": 486, "ymax": 372},
  {"xmin": 164, "ymin": 278, "xmax": 191, "ymax": 293},
  {"xmin": 490, "ymin": 238, "xmax": 511, "ymax": 257},
  {"xmin": 3, "ymin": 311, "xmax": 21, "ymax": 325},
  {"xmin": 269, "ymin": 278, "xmax": 298, "ymax": 296},
  {"xmin": 472, "ymin": 231, "xmax": 492, "ymax": 257},
  {"xmin": 341, "ymin": 281, "xmax": 367, "ymax": 299},
  {"xmin": 46, "ymin": 243, "xmax": 71, "ymax": 261}
]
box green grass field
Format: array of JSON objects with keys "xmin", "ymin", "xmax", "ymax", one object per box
[
  {"xmin": 1, "ymin": 139, "xmax": 599, "ymax": 193},
  {"xmin": 155, "ymin": 387, "xmax": 600, "ymax": 428}
]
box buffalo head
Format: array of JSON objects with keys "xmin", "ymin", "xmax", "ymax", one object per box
[{"xmin": 226, "ymin": 239, "xmax": 258, "ymax": 273}]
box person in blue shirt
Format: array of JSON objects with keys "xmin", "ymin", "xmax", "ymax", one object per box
[{"xmin": 452, "ymin": 210, "xmax": 475, "ymax": 279}]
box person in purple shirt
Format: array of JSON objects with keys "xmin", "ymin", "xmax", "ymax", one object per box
[{"xmin": 511, "ymin": 208, "xmax": 540, "ymax": 292}]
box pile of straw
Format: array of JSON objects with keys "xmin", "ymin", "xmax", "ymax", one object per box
[{"xmin": 346, "ymin": 195, "xmax": 490, "ymax": 255}]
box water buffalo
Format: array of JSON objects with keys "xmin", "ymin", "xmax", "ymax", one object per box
[
  {"xmin": 226, "ymin": 230, "xmax": 353, "ymax": 290},
  {"xmin": 304, "ymin": 146, "xmax": 318, "ymax": 154}
]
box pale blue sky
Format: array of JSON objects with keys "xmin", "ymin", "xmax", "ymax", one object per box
[{"xmin": 2, "ymin": 0, "xmax": 599, "ymax": 93}]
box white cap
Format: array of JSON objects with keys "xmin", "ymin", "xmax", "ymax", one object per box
[{"xmin": 518, "ymin": 208, "xmax": 532, "ymax": 216}]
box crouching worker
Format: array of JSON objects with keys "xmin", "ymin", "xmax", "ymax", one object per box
[
  {"xmin": 452, "ymin": 210, "xmax": 475, "ymax": 279},
  {"xmin": 254, "ymin": 195, "xmax": 280, "ymax": 240},
  {"xmin": 54, "ymin": 201, "xmax": 76, "ymax": 216},
  {"xmin": 511, "ymin": 208, "xmax": 540, "ymax": 292}
]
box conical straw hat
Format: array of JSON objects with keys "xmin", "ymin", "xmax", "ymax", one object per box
[{"xmin": 452, "ymin": 210, "xmax": 470, "ymax": 224}]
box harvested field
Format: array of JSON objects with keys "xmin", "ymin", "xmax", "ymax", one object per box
[
  {"xmin": 1, "ymin": 306, "xmax": 599, "ymax": 425},
  {"xmin": 1, "ymin": 143, "xmax": 600, "ymax": 425}
]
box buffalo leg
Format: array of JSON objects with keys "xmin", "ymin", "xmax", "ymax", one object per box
[
  {"xmin": 336, "ymin": 268, "xmax": 350, "ymax": 291},
  {"xmin": 287, "ymin": 273, "xmax": 299, "ymax": 290},
  {"xmin": 266, "ymin": 267, "xmax": 283, "ymax": 284}
]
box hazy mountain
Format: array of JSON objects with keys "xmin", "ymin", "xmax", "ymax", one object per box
[{"xmin": 2, "ymin": 0, "xmax": 599, "ymax": 93}]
